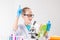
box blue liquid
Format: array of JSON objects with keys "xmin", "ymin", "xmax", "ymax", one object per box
[
  {"xmin": 9, "ymin": 34, "xmax": 13, "ymax": 40},
  {"xmin": 47, "ymin": 21, "xmax": 51, "ymax": 31}
]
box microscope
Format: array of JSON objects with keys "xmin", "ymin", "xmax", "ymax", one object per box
[{"xmin": 29, "ymin": 21, "xmax": 38, "ymax": 40}]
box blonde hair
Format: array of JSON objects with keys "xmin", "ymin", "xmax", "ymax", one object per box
[{"xmin": 22, "ymin": 7, "xmax": 30, "ymax": 14}]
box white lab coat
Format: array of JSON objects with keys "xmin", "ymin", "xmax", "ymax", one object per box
[{"xmin": 13, "ymin": 24, "xmax": 31, "ymax": 40}]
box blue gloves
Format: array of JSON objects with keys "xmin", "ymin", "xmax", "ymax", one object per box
[{"xmin": 17, "ymin": 6, "xmax": 22, "ymax": 18}]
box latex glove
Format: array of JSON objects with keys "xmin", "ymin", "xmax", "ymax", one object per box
[{"xmin": 17, "ymin": 6, "xmax": 22, "ymax": 18}]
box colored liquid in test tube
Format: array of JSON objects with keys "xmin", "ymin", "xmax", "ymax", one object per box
[
  {"xmin": 9, "ymin": 34, "xmax": 13, "ymax": 40},
  {"xmin": 14, "ymin": 36, "xmax": 24, "ymax": 40},
  {"xmin": 47, "ymin": 21, "xmax": 51, "ymax": 31}
]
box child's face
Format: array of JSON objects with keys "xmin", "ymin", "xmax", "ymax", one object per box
[{"xmin": 22, "ymin": 9, "xmax": 34, "ymax": 24}]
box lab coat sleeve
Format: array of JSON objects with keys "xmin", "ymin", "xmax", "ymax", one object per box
[{"xmin": 12, "ymin": 25, "xmax": 23, "ymax": 36}]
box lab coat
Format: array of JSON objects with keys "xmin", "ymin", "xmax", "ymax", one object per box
[{"xmin": 13, "ymin": 24, "xmax": 31, "ymax": 40}]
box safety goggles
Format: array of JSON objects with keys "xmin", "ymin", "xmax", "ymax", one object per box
[{"xmin": 23, "ymin": 14, "xmax": 34, "ymax": 17}]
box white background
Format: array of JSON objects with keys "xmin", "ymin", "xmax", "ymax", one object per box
[{"xmin": 0, "ymin": 0, "xmax": 60, "ymax": 40}]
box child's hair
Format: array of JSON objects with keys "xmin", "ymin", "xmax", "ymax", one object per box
[{"xmin": 22, "ymin": 7, "xmax": 30, "ymax": 14}]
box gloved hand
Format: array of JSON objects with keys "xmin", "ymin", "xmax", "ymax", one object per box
[{"xmin": 17, "ymin": 6, "xmax": 22, "ymax": 18}]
